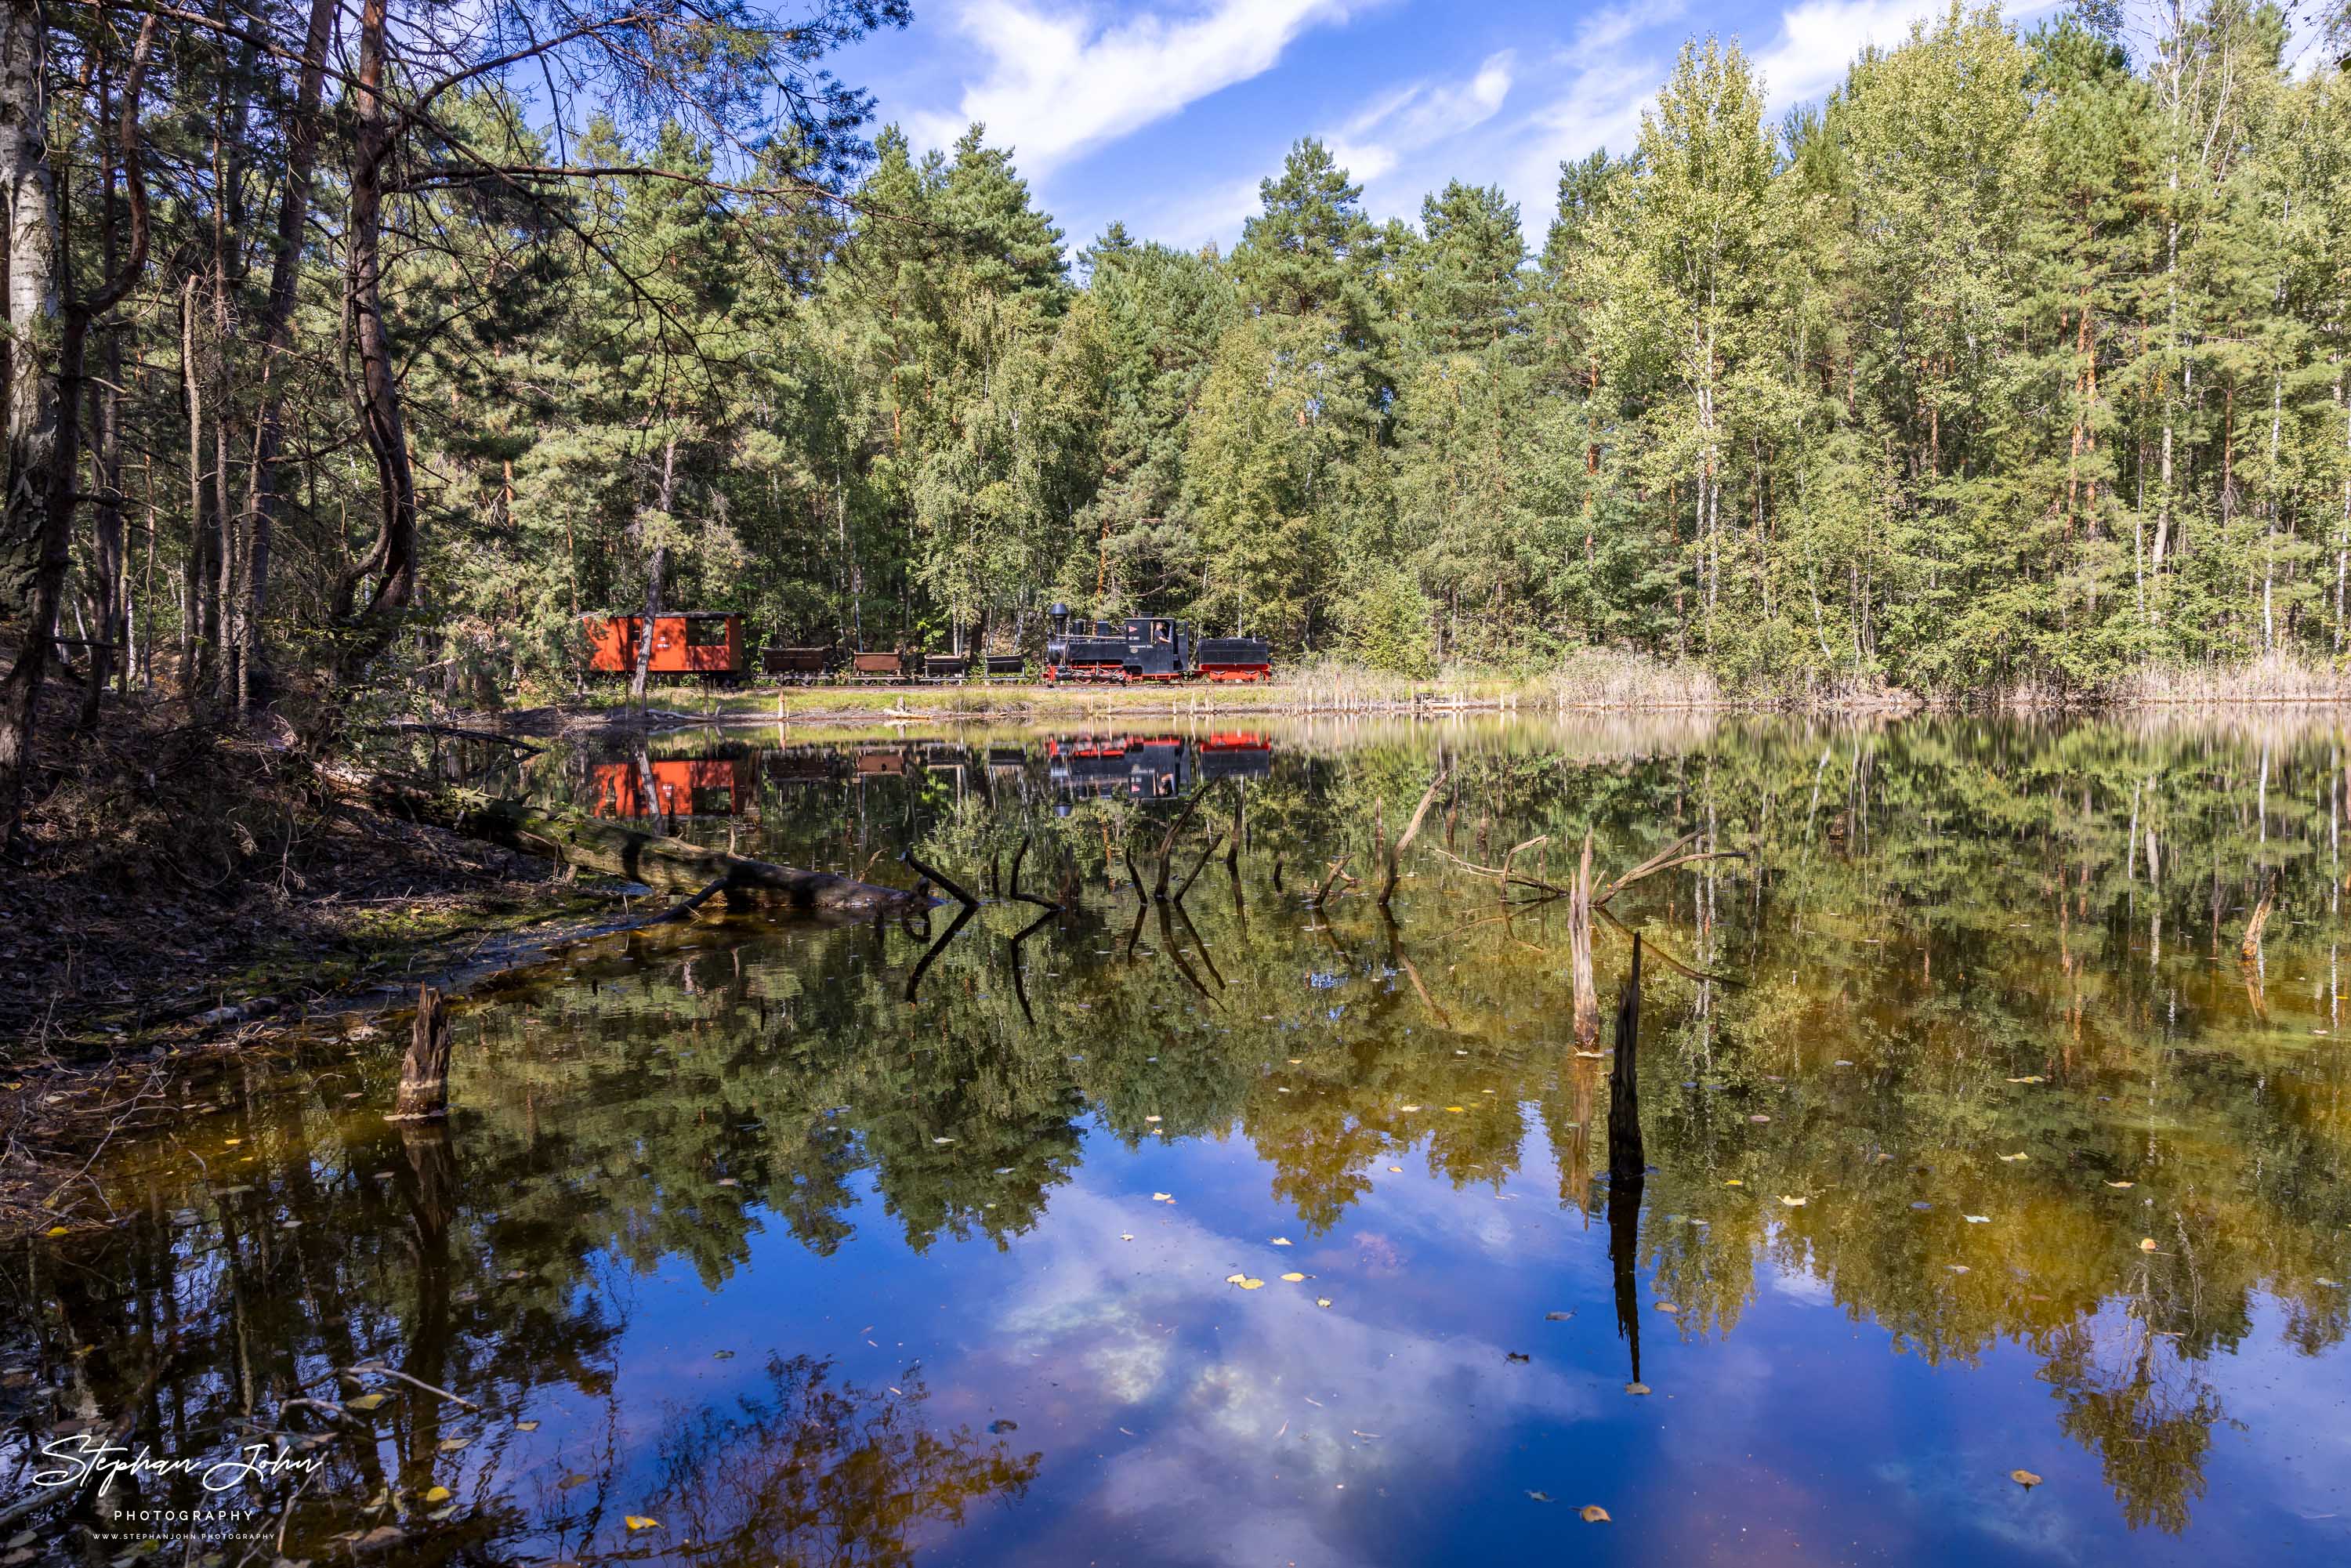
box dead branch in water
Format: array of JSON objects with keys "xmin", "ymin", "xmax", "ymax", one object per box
[
  {"xmin": 1379, "ymin": 768, "xmax": 1448, "ymax": 906},
  {"xmin": 1307, "ymin": 856, "xmax": 1353, "ymax": 905}
]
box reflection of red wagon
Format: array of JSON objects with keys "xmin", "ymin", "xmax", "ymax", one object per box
[
  {"xmin": 581, "ymin": 613, "xmax": 746, "ymax": 679},
  {"xmin": 591, "ymin": 758, "xmax": 753, "ymax": 818}
]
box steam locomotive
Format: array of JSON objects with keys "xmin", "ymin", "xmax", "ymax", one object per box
[
  {"xmin": 1045, "ymin": 732, "xmax": 1273, "ymax": 806},
  {"xmin": 1043, "ymin": 606, "xmax": 1272, "ymax": 683}
]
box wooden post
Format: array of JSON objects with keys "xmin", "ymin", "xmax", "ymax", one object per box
[
  {"xmin": 390, "ymin": 983, "xmax": 452, "ymax": 1120},
  {"xmin": 2240, "ymin": 868, "xmax": 2279, "ymax": 963}
]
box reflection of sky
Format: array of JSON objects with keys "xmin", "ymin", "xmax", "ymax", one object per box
[{"xmin": 521, "ymin": 1117, "xmax": 2351, "ymax": 1567}]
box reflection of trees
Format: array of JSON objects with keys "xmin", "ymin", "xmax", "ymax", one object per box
[
  {"xmin": 646, "ymin": 1355, "xmax": 1038, "ymax": 1566},
  {"xmin": 2043, "ymin": 1317, "xmax": 2222, "ymax": 1535}
]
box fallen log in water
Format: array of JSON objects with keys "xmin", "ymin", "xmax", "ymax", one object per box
[{"xmin": 376, "ymin": 781, "xmax": 937, "ymax": 918}]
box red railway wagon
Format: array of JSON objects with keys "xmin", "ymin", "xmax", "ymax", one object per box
[
  {"xmin": 591, "ymin": 757, "xmax": 755, "ymax": 818},
  {"xmin": 582, "ymin": 612, "xmax": 746, "ymax": 678}
]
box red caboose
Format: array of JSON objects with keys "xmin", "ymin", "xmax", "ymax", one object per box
[{"xmin": 581, "ymin": 613, "xmax": 744, "ymax": 678}]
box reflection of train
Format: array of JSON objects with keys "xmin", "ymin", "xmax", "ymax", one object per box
[
  {"xmin": 583, "ymin": 612, "xmax": 748, "ymax": 679},
  {"xmin": 1043, "ymin": 606, "xmax": 1273, "ymax": 683},
  {"xmin": 591, "ymin": 757, "xmax": 755, "ymax": 817},
  {"xmin": 1045, "ymin": 733, "xmax": 1273, "ymax": 808}
]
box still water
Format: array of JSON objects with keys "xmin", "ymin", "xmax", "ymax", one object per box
[{"xmin": 7, "ymin": 714, "xmax": 2351, "ymax": 1565}]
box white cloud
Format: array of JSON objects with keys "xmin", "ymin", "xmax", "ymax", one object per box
[
  {"xmin": 907, "ymin": 0, "xmax": 1362, "ymax": 176},
  {"xmin": 1752, "ymin": 0, "xmax": 2063, "ymax": 109},
  {"xmin": 1328, "ymin": 50, "xmax": 1515, "ymax": 187}
]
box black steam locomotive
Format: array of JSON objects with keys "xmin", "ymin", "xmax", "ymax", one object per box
[
  {"xmin": 1043, "ymin": 605, "xmax": 1272, "ymax": 683},
  {"xmin": 1045, "ymin": 732, "xmax": 1274, "ymax": 806}
]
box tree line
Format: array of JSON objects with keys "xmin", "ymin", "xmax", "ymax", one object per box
[{"xmin": 4, "ymin": 1, "xmax": 2351, "ymax": 826}]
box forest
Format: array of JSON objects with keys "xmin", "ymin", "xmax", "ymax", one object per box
[{"xmin": 4, "ymin": 0, "xmax": 2351, "ymax": 830}]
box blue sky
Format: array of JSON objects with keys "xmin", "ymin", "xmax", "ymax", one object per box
[{"xmin": 835, "ymin": 0, "xmax": 2052, "ymax": 255}]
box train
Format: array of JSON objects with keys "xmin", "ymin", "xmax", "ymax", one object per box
[
  {"xmin": 581, "ymin": 607, "xmax": 1277, "ymax": 685},
  {"xmin": 1044, "ymin": 731, "xmax": 1273, "ymax": 805},
  {"xmin": 1042, "ymin": 607, "xmax": 1272, "ymax": 683}
]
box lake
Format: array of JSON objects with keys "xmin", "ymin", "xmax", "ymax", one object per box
[{"xmin": 6, "ymin": 712, "xmax": 2349, "ymax": 1566}]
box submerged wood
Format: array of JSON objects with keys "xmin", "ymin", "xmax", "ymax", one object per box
[
  {"xmin": 2240, "ymin": 869, "xmax": 2279, "ymax": 962},
  {"xmin": 389, "ymin": 983, "xmax": 452, "ymax": 1120},
  {"xmin": 379, "ymin": 781, "xmax": 935, "ymax": 917}
]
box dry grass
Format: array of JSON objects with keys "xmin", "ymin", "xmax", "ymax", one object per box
[{"xmin": 2103, "ymin": 653, "xmax": 2351, "ymax": 707}]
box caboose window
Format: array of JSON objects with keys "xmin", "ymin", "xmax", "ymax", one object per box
[{"xmin": 685, "ymin": 618, "xmax": 730, "ymax": 646}]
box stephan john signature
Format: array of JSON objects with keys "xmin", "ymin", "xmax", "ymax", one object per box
[{"xmin": 31, "ymin": 1434, "xmax": 327, "ymax": 1495}]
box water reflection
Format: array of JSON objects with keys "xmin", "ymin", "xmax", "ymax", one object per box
[{"xmin": 6, "ymin": 714, "xmax": 2351, "ymax": 1564}]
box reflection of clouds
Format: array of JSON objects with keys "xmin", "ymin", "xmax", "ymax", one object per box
[{"xmin": 988, "ymin": 1182, "xmax": 1599, "ymax": 1564}]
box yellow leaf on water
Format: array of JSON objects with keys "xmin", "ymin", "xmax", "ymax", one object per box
[
  {"xmin": 44, "ymin": 1226, "xmax": 68, "ymax": 1237},
  {"xmin": 1270, "ymin": 1237, "xmax": 1292, "ymax": 1246},
  {"xmin": 1998, "ymin": 1153, "xmax": 2028, "ymax": 1162},
  {"xmin": 1119, "ymin": 1233, "xmax": 1135, "ymax": 1241},
  {"xmin": 625, "ymin": 1515, "xmax": 662, "ymax": 1532},
  {"xmin": 1625, "ymin": 1382, "xmax": 1650, "ymax": 1396},
  {"xmin": 1580, "ymin": 1505, "xmax": 1611, "ymax": 1523},
  {"xmin": 2011, "ymin": 1469, "xmax": 2042, "ymax": 1489},
  {"xmin": 1315, "ymin": 1298, "xmax": 1333, "ymax": 1309},
  {"xmin": 421, "ymin": 1486, "xmax": 451, "ymax": 1505},
  {"xmin": 1226, "ymin": 1273, "xmax": 1265, "ymax": 1290},
  {"xmin": 1387, "ymin": 1164, "xmax": 1403, "ymax": 1173},
  {"xmin": 437, "ymin": 1438, "xmax": 469, "ymax": 1453},
  {"xmin": 514, "ymin": 1420, "xmax": 539, "ymax": 1432},
  {"xmin": 1780, "ymin": 1196, "xmax": 1807, "ymax": 1207},
  {"xmin": 2006, "ymin": 1075, "xmax": 2045, "ymax": 1085},
  {"xmin": 1151, "ymin": 1193, "xmax": 1174, "ymax": 1202},
  {"xmin": 2106, "ymin": 1180, "xmax": 2134, "ymax": 1189},
  {"xmin": 2139, "ymin": 1238, "xmax": 2158, "ymax": 1252},
  {"xmin": 345, "ymin": 1392, "xmax": 388, "ymax": 1412},
  {"xmin": 1445, "ymin": 1106, "xmax": 1465, "ymax": 1114},
  {"xmin": 1400, "ymin": 1104, "xmax": 1422, "ymax": 1112},
  {"xmin": 1723, "ymin": 1179, "xmax": 1743, "ymax": 1187},
  {"xmin": 1281, "ymin": 1273, "xmax": 1306, "ymax": 1282}
]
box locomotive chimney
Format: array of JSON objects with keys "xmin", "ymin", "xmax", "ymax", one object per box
[{"xmin": 1049, "ymin": 603, "xmax": 1070, "ymax": 637}]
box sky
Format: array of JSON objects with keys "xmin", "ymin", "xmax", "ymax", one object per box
[{"xmin": 835, "ymin": 0, "xmax": 2059, "ymax": 258}]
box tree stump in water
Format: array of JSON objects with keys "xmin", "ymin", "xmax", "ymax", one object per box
[
  {"xmin": 1607, "ymin": 934, "xmax": 1644, "ymax": 1183},
  {"xmin": 390, "ymin": 983, "xmax": 453, "ymax": 1120}
]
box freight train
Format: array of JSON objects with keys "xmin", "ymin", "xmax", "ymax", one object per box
[{"xmin": 1042, "ymin": 606, "xmax": 1273, "ymax": 683}]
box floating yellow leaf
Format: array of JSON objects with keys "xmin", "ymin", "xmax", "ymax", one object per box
[
  {"xmin": 1399, "ymin": 1104, "xmax": 1422, "ymax": 1112},
  {"xmin": 1316, "ymin": 1298, "xmax": 1333, "ymax": 1308},
  {"xmin": 556, "ymin": 1474, "xmax": 590, "ymax": 1490},
  {"xmin": 1387, "ymin": 1164, "xmax": 1403, "ymax": 1173},
  {"xmin": 2011, "ymin": 1469, "xmax": 2042, "ymax": 1489},
  {"xmin": 345, "ymin": 1392, "xmax": 388, "ymax": 1412},
  {"xmin": 1780, "ymin": 1196, "xmax": 1807, "ymax": 1207},
  {"xmin": 45, "ymin": 1226, "xmax": 68, "ymax": 1237},
  {"xmin": 1654, "ymin": 1301, "xmax": 1679, "ymax": 1313},
  {"xmin": 514, "ymin": 1420, "xmax": 539, "ymax": 1432},
  {"xmin": 1445, "ymin": 1106, "xmax": 1466, "ymax": 1114},
  {"xmin": 2006, "ymin": 1075, "xmax": 2045, "ymax": 1085},
  {"xmin": 1581, "ymin": 1505, "xmax": 1611, "ymax": 1523},
  {"xmin": 624, "ymin": 1515, "xmax": 662, "ymax": 1532},
  {"xmin": 437, "ymin": 1437, "xmax": 469, "ymax": 1453},
  {"xmin": 1723, "ymin": 1179, "xmax": 1743, "ymax": 1187},
  {"xmin": 2106, "ymin": 1180, "xmax": 2134, "ymax": 1189},
  {"xmin": 2139, "ymin": 1237, "xmax": 2158, "ymax": 1252},
  {"xmin": 1119, "ymin": 1233, "xmax": 1135, "ymax": 1241},
  {"xmin": 1151, "ymin": 1192, "xmax": 1174, "ymax": 1202},
  {"xmin": 1225, "ymin": 1273, "xmax": 1265, "ymax": 1290},
  {"xmin": 1625, "ymin": 1382, "xmax": 1650, "ymax": 1395},
  {"xmin": 420, "ymin": 1486, "xmax": 451, "ymax": 1505},
  {"xmin": 1998, "ymin": 1153, "xmax": 2028, "ymax": 1162},
  {"xmin": 1144, "ymin": 1115, "xmax": 1161, "ymax": 1122},
  {"xmin": 1281, "ymin": 1273, "xmax": 1306, "ymax": 1282},
  {"xmin": 1270, "ymin": 1237, "xmax": 1292, "ymax": 1246}
]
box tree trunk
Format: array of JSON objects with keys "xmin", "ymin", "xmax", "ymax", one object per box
[
  {"xmin": 1569, "ymin": 831, "xmax": 1598, "ymax": 1047},
  {"xmin": 631, "ymin": 543, "xmax": 666, "ymax": 701},
  {"xmin": 0, "ymin": 0, "xmax": 63, "ymax": 836},
  {"xmin": 333, "ymin": 0, "xmax": 420, "ymax": 667},
  {"xmin": 390, "ymin": 983, "xmax": 453, "ymax": 1120},
  {"xmin": 236, "ymin": 0, "xmax": 335, "ymax": 708},
  {"xmin": 1607, "ymin": 932, "xmax": 1644, "ymax": 1182},
  {"xmin": 376, "ymin": 780, "xmax": 940, "ymax": 918}
]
